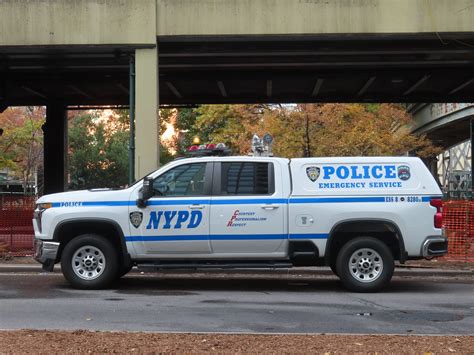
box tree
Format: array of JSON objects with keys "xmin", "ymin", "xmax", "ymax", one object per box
[
  {"xmin": 272, "ymin": 103, "xmax": 442, "ymax": 159},
  {"xmin": 174, "ymin": 107, "xmax": 198, "ymax": 154},
  {"xmin": 68, "ymin": 110, "xmax": 129, "ymax": 189},
  {"xmin": 192, "ymin": 104, "xmax": 269, "ymax": 154},
  {"xmin": 0, "ymin": 107, "xmax": 45, "ymax": 192},
  {"xmin": 180, "ymin": 103, "xmax": 441, "ymax": 160},
  {"xmin": 159, "ymin": 108, "xmax": 179, "ymax": 164},
  {"xmin": 66, "ymin": 103, "xmax": 440, "ymax": 190}
]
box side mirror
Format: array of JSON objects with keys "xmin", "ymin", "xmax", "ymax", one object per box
[{"xmin": 136, "ymin": 177, "xmax": 154, "ymax": 208}]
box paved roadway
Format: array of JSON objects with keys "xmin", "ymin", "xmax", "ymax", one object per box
[{"xmin": 0, "ymin": 271, "xmax": 472, "ymax": 335}]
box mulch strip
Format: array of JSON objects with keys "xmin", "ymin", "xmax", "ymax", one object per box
[{"xmin": 0, "ymin": 330, "xmax": 473, "ymax": 354}]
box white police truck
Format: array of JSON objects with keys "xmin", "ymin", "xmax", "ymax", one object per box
[{"xmin": 33, "ymin": 156, "xmax": 447, "ymax": 292}]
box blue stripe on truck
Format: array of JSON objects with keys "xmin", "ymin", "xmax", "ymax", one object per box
[
  {"xmin": 50, "ymin": 196, "xmax": 439, "ymax": 208},
  {"xmin": 289, "ymin": 197, "xmax": 386, "ymax": 204},
  {"xmin": 125, "ymin": 233, "xmax": 329, "ymax": 242}
]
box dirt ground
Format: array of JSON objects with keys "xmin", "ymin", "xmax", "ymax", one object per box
[
  {"xmin": 0, "ymin": 255, "xmax": 36, "ymax": 264},
  {"xmin": 0, "ymin": 331, "xmax": 473, "ymax": 354}
]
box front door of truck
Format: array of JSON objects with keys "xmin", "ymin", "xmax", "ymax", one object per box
[
  {"xmin": 130, "ymin": 162, "xmax": 213, "ymax": 254},
  {"xmin": 209, "ymin": 161, "xmax": 287, "ymax": 254}
]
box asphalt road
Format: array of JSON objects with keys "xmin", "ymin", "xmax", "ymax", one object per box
[{"xmin": 0, "ymin": 271, "xmax": 472, "ymax": 335}]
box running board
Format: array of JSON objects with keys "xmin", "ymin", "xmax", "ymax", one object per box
[{"xmin": 137, "ymin": 261, "xmax": 293, "ymax": 270}]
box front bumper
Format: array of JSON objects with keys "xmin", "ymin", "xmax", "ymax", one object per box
[
  {"xmin": 34, "ymin": 239, "xmax": 59, "ymax": 271},
  {"xmin": 422, "ymin": 236, "xmax": 448, "ymax": 257}
]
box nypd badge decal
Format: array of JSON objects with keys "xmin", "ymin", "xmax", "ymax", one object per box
[
  {"xmin": 130, "ymin": 211, "xmax": 143, "ymax": 228},
  {"xmin": 306, "ymin": 166, "xmax": 320, "ymax": 182},
  {"xmin": 397, "ymin": 165, "xmax": 411, "ymax": 181}
]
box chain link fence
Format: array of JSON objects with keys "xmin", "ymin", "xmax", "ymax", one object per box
[{"xmin": 0, "ymin": 193, "xmax": 36, "ymax": 256}]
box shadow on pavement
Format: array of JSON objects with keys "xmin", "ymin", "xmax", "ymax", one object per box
[{"xmin": 112, "ymin": 275, "xmax": 448, "ymax": 295}]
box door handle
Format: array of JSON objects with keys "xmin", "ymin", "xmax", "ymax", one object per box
[
  {"xmin": 261, "ymin": 204, "xmax": 279, "ymax": 210},
  {"xmin": 189, "ymin": 204, "xmax": 205, "ymax": 210}
]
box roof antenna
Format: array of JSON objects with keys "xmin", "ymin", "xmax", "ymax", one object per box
[{"xmin": 251, "ymin": 133, "xmax": 273, "ymax": 157}]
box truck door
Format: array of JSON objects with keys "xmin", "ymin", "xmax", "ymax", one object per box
[
  {"xmin": 130, "ymin": 162, "xmax": 212, "ymax": 254},
  {"xmin": 209, "ymin": 161, "xmax": 287, "ymax": 254}
]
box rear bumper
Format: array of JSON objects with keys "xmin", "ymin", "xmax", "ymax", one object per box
[
  {"xmin": 422, "ymin": 235, "xmax": 448, "ymax": 257},
  {"xmin": 34, "ymin": 239, "xmax": 59, "ymax": 271}
]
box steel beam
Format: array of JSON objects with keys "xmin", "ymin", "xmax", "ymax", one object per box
[
  {"xmin": 311, "ymin": 78, "xmax": 324, "ymax": 97},
  {"xmin": 68, "ymin": 85, "xmax": 94, "ymax": 99},
  {"xmin": 357, "ymin": 76, "xmax": 376, "ymax": 96},
  {"xmin": 403, "ymin": 75, "xmax": 430, "ymax": 95},
  {"xmin": 116, "ymin": 83, "xmax": 129, "ymax": 94},
  {"xmin": 160, "ymin": 60, "xmax": 469, "ymax": 70},
  {"xmin": 449, "ymin": 78, "xmax": 474, "ymax": 95},
  {"xmin": 166, "ymin": 81, "xmax": 182, "ymax": 99},
  {"xmin": 21, "ymin": 85, "xmax": 47, "ymax": 99},
  {"xmin": 266, "ymin": 80, "xmax": 272, "ymax": 98},
  {"xmin": 217, "ymin": 81, "xmax": 227, "ymax": 97}
]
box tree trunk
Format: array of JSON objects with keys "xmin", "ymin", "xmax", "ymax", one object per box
[{"xmin": 303, "ymin": 113, "xmax": 311, "ymax": 157}]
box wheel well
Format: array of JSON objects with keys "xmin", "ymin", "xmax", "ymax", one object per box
[
  {"xmin": 325, "ymin": 220, "xmax": 405, "ymax": 267},
  {"xmin": 53, "ymin": 219, "xmax": 130, "ymax": 267}
]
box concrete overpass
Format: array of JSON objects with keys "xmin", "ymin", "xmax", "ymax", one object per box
[
  {"xmin": 410, "ymin": 103, "xmax": 474, "ymax": 149},
  {"xmin": 410, "ymin": 103, "xmax": 473, "ymax": 191},
  {"xmin": 1, "ymin": 0, "xmax": 474, "ymax": 193}
]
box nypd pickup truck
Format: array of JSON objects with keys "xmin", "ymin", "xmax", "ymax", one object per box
[{"xmin": 33, "ymin": 156, "xmax": 447, "ymax": 292}]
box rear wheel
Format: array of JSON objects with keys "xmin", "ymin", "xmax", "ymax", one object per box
[
  {"xmin": 336, "ymin": 237, "xmax": 394, "ymax": 292},
  {"xmin": 61, "ymin": 234, "xmax": 119, "ymax": 289}
]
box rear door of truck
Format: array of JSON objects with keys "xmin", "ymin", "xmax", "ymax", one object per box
[{"xmin": 209, "ymin": 159, "xmax": 288, "ymax": 254}]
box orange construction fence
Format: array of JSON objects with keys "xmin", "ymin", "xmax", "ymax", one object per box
[
  {"xmin": 442, "ymin": 200, "xmax": 474, "ymax": 262},
  {"xmin": 0, "ymin": 194, "xmax": 36, "ymax": 256}
]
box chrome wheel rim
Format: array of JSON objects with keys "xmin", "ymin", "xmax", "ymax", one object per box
[
  {"xmin": 348, "ymin": 248, "xmax": 383, "ymax": 283},
  {"xmin": 72, "ymin": 245, "xmax": 106, "ymax": 281}
]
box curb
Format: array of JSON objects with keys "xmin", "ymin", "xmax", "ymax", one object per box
[{"xmin": 0, "ymin": 264, "xmax": 472, "ymax": 278}]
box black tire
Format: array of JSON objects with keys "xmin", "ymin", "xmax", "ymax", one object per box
[
  {"xmin": 329, "ymin": 262, "xmax": 338, "ymax": 276},
  {"xmin": 336, "ymin": 237, "xmax": 394, "ymax": 292},
  {"xmin": 61, "ymin": 234, "xmax": 119, "ymax": 290}
]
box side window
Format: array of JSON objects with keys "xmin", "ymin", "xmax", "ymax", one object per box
[
  {"xmin": 153, "ymin": 163, "xmax": 207, "ymax": 197},
  {"xmin": 220, "ymin": 162, "xmax": 274, "ymax": 195}
]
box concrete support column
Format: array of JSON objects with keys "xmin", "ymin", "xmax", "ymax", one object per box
[
  {"xmin": 135, "ymin": 47, "xmax": 159, "ymax": 179},
  {"xmin": 43, "ymin": 103, "xmax": 67, "ymax": 194}
]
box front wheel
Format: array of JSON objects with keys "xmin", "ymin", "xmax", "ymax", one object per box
[
  {"xmin": 336, "ymin": 237, "xmax": 394, "ymax": 292},
  {"xmin": 61, "ymin": 234, "xmax": 119, "ymax": 289}
]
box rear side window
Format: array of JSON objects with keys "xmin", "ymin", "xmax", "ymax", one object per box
[{"xmin": 220, "ymin": 162, "xmax": 274, "ymax": 195}]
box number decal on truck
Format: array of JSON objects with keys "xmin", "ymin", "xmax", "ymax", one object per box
[{"xmin": 384, "ymin": 196, "xmax": 424, "ymax": 203}]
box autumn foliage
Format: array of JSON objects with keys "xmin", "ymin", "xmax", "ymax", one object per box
[
  {"xmin": 0, "ymin": 107, "xmax": 44, "ymax": 190},
  {"xmin": 0, "ymin": 104, "xmax": 442, "ymax": 192},
  {"xmin": 178, "ymin": 103, "xmax": 441, "ymax": 159}
]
